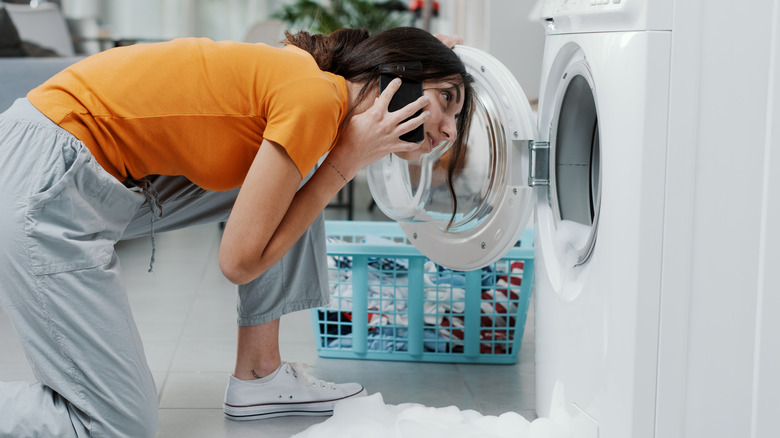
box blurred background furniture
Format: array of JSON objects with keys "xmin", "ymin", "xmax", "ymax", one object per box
[
  {"xmin": 0, "ymin": 57, "xmax": 82, "ymax": 110},
  {"xmin": 2, "ymin": 1, "xmax": 74, "ymax": 55}
]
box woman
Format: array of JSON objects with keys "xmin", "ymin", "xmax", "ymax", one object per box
[{"xmin": 0, "ymin": 27, "xmax": 473, "ymax": 437}]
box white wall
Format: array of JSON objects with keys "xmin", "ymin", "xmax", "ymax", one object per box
[
  {"xmin": 60, "ymin": 0, "xmax": 546, "ymax": 99},
  {"xmin": 62, "ymin": 0, "xmax": 277, "ymax": 42},
  {"xmin": 438, "ymin": 0, "xmax": 545, "ymax": 102},
  {"xmin": 487, "ymin": 0, "xmax": 544, "ymax": 102}
]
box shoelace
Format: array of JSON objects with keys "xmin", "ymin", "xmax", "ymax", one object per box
[{"xmin": 284, "ymin": 363, "xmax": 337, "ymax": 390}]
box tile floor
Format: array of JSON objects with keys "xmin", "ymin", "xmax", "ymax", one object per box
[{"xmin": 0, "ymin": 173, "xmax": 536, "ymax": 437}]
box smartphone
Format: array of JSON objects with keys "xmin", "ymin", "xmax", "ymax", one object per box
[{"xmin": 379, "ymin": 73, "xmax": 425, "ymax": 143}]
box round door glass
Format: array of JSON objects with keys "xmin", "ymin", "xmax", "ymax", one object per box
[
  {"xmin": 366, "ymin": 46, "xmax": 537, "ymax": 271},
  {"xmin": 367, "ymin": 77, "xmax": 507, "ymax": 232}
]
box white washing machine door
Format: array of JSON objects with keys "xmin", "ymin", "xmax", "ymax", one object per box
[{"xmin": 367, "ymin": 46, "xmax": 537, "ymax": 271}]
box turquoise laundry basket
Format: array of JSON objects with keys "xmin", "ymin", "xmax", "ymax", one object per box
[{"xmin": 311, "ymin": 220, "xmax": 534, "ymax": 364}]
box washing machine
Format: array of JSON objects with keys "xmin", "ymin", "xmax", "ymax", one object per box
[
  {"xmin": 520, "ymin": 2, "xmax": 778, "ymax": 437},
  {"xmin": 531, "ymin": 2, "xmax": 673, "ymax": 437},
  {"xmin": 367, "ymin": 0, "xmax": 780, "ymax": 437},
  {"xmin": 368, "ymin": 1, "xmax": 671, "ymax": 436}
]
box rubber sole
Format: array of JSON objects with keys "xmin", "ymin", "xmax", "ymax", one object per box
[
  {"xmin": 223, "ymin": 387, "xmax": 367, "ymax": 421},
  {"xmin": 224, "ymin": 405, "xmax": 334, "ymax": 421}
]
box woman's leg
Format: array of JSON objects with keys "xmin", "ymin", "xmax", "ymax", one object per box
[
  {"xmin": 223, "ymin": 212, "xmax": 366, "ymax": 421},
  {"xmin": 234, "ymin": 321, "xmax": 281, "ymax": 380},
  {"xmin": 118, "ymin": 173, "xmax": 367, "ymax": 421},
  {"xmin": 0, "ymin": 100, "xmax": 156, "ymax": 437}
]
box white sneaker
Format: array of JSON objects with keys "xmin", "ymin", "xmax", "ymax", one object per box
[{"xmin": 223, "ymin": 362, "xmax": 367, "ymax": 420}]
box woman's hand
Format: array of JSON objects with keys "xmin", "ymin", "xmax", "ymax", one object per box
[
  {"xmin": 434, "ymin": 33, "xmax": 463, "ymax": 49},
  {"xmin": 326, "ymin": 78, "xmax": 430, "ymax": 179}
]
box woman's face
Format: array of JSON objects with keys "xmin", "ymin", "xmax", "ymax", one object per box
[{"xmin": 394, "ymin": 79, "xmax": 465, "ymax": 161}]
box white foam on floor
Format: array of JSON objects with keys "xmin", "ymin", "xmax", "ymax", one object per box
[{"xmin": 293, "ymin": 392, "xmax": 572, "ymax": 438}]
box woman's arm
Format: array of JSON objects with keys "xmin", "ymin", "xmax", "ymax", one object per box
[
  {"xmin": 219, "ymin": 77, "xmax": 430, "ymax": 285},
  {"xmin": 218, "ymin": 138, "xmax": 305, "ymax": 285}
]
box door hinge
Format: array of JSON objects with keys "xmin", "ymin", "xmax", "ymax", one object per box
[{"xmin": 528, "ymin": 141, "xmax": 550, "ymax": 187}]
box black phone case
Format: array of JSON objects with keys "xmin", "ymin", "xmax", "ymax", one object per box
[{"xmin": 379, "ymin": 73, "xmax": 425, "ymax": 143}]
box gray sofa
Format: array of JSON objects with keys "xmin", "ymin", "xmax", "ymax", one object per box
[{"xmin": 0, "ymin": 57, "xmax": 82, "ymax": 112}]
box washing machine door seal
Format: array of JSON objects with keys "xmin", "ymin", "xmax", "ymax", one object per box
[{"xmin": 366, "ymin": 46, "xmax": 537, "ymax": 271}]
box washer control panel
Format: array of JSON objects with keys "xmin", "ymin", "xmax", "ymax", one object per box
[
  {"xmin": 541, "ymin": 0, "xmax": 625, "ymax": 17},
  {"xmin": 539, "ymin": 0, "xmax": 672, "ymax": 34}
]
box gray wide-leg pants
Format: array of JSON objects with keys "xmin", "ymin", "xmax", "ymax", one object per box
[{"xmin": 0, "ymin": 99, "xmax": 328, "ymax": 437}]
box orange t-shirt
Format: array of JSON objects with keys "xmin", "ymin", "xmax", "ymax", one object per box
[{"xmin": 27, "ymin": 38, "xmax": 349, "ymax": 191}]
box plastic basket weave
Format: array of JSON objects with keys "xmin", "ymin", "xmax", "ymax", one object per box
[{"xmin": 311, "ymin": 220, "xmax": 534, "ymax": 364}]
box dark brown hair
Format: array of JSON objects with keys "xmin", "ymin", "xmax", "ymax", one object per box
[{"xmin": 285, "ymin": 27, "xmax": 474, "ymax": 227}]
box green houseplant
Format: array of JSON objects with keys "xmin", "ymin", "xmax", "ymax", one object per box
[{"xmin": 273, "ymin": 0, "xmax": 410, "ymax": 35}]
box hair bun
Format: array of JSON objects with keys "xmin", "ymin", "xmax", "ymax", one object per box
[{"xmin": 283, "ymin": 28, "xmax": 369, "ymax": 74}]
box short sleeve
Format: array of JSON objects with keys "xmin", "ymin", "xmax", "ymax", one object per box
[{"xmin": 262, "ymin": 77, "xmax": 344, "ymax": 178}]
